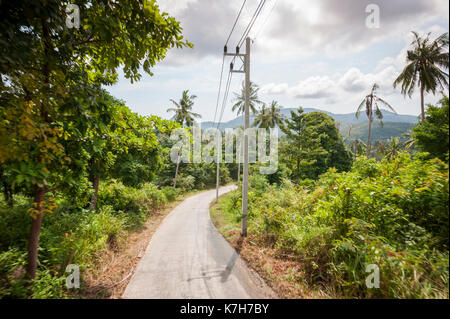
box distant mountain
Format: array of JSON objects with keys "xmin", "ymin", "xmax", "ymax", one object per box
[
  {"xmin": 200, "ymin": 108, "xmax": 419, "ymax": 130},
  {"xmin": 345, "ymin": 122, "xmax": 415, "ymax": 142}
]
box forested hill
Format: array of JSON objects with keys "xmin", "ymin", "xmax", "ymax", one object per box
[
  {"xmin": 201, "ymin": 108, "xmax": 418, "ymax": 128},
  {"xmin": 201, "ymin": 108, "xmax": 418, "ymax": 141}
]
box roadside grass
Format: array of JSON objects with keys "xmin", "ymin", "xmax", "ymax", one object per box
[
  {"xmin": 78, "ymin": 188, "xmax": 206, "ymax": 299},
  {"xmin": 0, "ymin": 183, "xmax": 206, "ymax": 299},
  {"xmin": 210, "ymin": 193, "xmax": 333, "ymax": 299}
]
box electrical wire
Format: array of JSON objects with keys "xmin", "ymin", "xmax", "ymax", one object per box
[
  {"xmin": 225, "ymin": 0, "xmax": 248, "ymax": 47},
  {"xmin": 217, "ymin": 70, "xmax": 233, "ymax": 129},
  {"xmin": 237, "ymin": 0, "xmax": 266, "ymax": 48},
  {"xmin": 253, "ymin": 0, "xmax": 278, "ymax": 41},
  {"xmin": 212, "ymin": 55, "xmax": 226, "ymax": 125},
  {"xmin": 213, "ymin": 0, "xmax": 248, "ymax": 128}
]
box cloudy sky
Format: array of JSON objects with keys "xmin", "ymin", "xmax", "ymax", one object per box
[{"xmin": 107, "ymin": 0, "xmax": 449, "ymax": 122}]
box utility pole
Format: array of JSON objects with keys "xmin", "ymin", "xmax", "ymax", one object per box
[
  {"xmin": 223, "ymin": 37, "xmax": 250, "ymax": 237},
  {"xmin": 216, "ymin": 143, "xmax": 220, "ymax": 203},
  {"xmin": 241, "ymin": 37, "xmax": 250, "ymax": 237}
]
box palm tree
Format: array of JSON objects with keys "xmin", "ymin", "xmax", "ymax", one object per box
[
  {"xmin": 402, "ymin": 130, "xmax": 415, "ymax": 151},
  {"xmin": 394, "ymin": 32, "xmax": 449, "ymax": 123},
  {"xmin": 253, "ymin": 104, "xmax": 269, "ymax": 128},
  {"xmin": 356, "ymin": 83, "xmax": 396, "ymax": 157},
  {"xmin": 385, "ymin": 137, "xmax": 401, "ymax": 160},
  {"xmin": 167, "ymin": 90, "xmax": 201, "ymax": 188},
  {"xmin": 167, "ymin": 90, "xmax": 201, "ymax": 127},
  {"xmin": 375, "ymin": 140, "xmax": 388, "ymax": 159},
  {"xmin": 266, "ymin": 101, "xmax": 284, "ymax": 128},
  {"xmin": 253, "ymin": 101, "xmax": 284, "ymax": 129},
  {"xmin": 352, "ymin": 139, "xmax": 367, "ymax": 160},
  {"xmin": 232, "ymin": 81, "xmax": 263, "ymax": 116}
]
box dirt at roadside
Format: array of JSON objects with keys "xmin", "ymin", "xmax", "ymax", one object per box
[
  {"xmin": 75, "ymin": 194, "xmax": 195, "ymax": 299},
  {"xmin": 210, "ymin": 194, "xmax": 334, "ymax": 299}
]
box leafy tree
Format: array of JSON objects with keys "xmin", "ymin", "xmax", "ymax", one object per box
[
  {"xmin": 412, "ymin": 95, "xmax": 449, "ymax": 161},
  {"xmin": 232, "ymin": 82, "xmax": 263, "ymax": 115},
  {"xmin": 0, "ymin": 0, "xmax": 191, "ymax": 279},
  {"xmin": 356, "ymin": 83, "xmax": 396, "ymax": 157},
  {"xmin": 394, "ymin": 32, "xmax": 449, "ymax": 123},
  {"xmin": 112, "ymin": 114, "xmax": 179, "ymax": 188},
  {"xmin": 281, "ymin": 108, "xmax": 352, "ymax": 180}
]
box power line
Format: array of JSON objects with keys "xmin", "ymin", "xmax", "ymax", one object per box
[
  {"xmin": 253, "ymin": 0, "xmax": 278, "ymax": 41},
  {"xmin": 212, "ymin": 55, "xmax": 225, "ymax": 126},
  {"xmin": 237, "ymin": 0, "xmax": 266, "ymax": 48},
  {"xmin": 225, "ymin": 0, "xmax": 248, "ymax": 47},
  {"xmin": 213, "ymin": 0, "xmax": 248, "ymax": 128},
  {"xmin": 217, "ymin": 70, "xmax": 233, "ymax": 129}
]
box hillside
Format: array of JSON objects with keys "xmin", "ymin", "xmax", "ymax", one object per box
[
  {"xmin": 201, "ymin": 108, "xmax": 419, "ymax": 130},
  {"xmin": 344, "ymin": 121, "xmax": 415, "ymax": 142},
  {"xmin": 201, "ymin": 108, "xmax": 418, "ymax": 142}
]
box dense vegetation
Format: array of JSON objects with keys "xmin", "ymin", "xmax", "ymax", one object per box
[
  {"xmin": 218, "ymin": 96, "xmax": 449, "ymax": 298},
  {"xmin": 0, "ymin": 0, "xmax": 448, "ymax": 299},
  {"xmin": 0, "ymin": 0, "xmax": 198, "ymax": 298}
]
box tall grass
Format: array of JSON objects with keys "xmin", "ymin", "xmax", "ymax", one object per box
[
  {"xmin": 0, "ymin": 181, "xmax": 180, "ymax": 298},
  {"xmin": 221, "ymin": 153, "xmax": 449, "ymax": 298}
]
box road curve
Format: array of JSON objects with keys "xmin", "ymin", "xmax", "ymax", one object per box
[{"xmin": 123, "ymin": 185, "xmax": 276, "ymax": 299}]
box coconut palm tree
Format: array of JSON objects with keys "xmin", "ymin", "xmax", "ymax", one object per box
[
  {"xmin": 232, "ymin": 81, "xmax": 263, "ymax": 116},
  {"xmin": 266, "ymin": 101, "xmax": 284, "ymax": 128},
  {"xmin": 167, "ymin": 90, "xmax": 201, "ymax": 188},
  {"xmin": 394, "ymin": 32, "xmax": 449, "ymax": 123},
  {"xmin": 385, "ymin": 137, "xmax": 401, "ymax": 160},
  {"xmin": 402, "ymin": 130, "xmax": 415, "ymax": 151},
  {"xmin": 253, "ymin": 101, "xmax": 284, "ymax": 129},
  {"xmin": 376, "ymin": 140, "xmax": 388, "ymax": 159},
  {"xmin": 356, "ymin": 83, "xmax": 396, "ymax": 157},
  {"xmin": 352, "ymin": 139, "xmax": 367, "ymax": 160},
  {"xmin": 253, "ymin": 104, "xmax": 269, "ymax": 128},
  {"xmin": 167, "ymin": 90, "xmax": 201, "ymax": 127}
]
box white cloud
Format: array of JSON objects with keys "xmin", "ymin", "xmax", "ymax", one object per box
[
  {"xmin": 260, "ymin": 64, "xmax": 401, "ymax": 101},
  {"xmin": 261, "ymin": 83, "xmax": 289, "ymax": 95},
  {"xmin": 338, "ymin": 68, "xmax": 368, "ymax": 92},
  {"xmin": 288, "ymin": 76, "xmax": 337, "ymax": 99}
]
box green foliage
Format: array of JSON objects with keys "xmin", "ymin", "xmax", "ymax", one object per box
[
  {"xmin": 281, "ymin": 108, "xmax": 353, "ymax": 180},
  {"xmin": 222, "ymin": 153, "xmax": 449, "ymax": 298},
  {"xmin": 0, "ymin": 178, "xmax": 183, "ymax": 298},
  {"xmin": 413, "ymin": 96, "xmax": 449, "ymax": 161},
  {"xmin": 161, "ymin": 186, "xmax": 181, "ymax": 202}
]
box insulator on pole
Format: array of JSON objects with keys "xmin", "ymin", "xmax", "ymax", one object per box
[
  {"xmin": 230, "ymin": 62, "xmax": 234, "ymax": 70},
  {"xmin": 236, "ymin": 46, "xmax": 240, "ymax": 54},
  {"xmin": 224, "ymin": 45, "xmax": 227, "ymax": 54}
]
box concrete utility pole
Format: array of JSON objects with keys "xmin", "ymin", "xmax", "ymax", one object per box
[
  {"xmin": 222, "ymin": 37, "xmax": 250, "ymax": 236},
  {"xmin": 241, "ymin": 37, "xmax": 250, "ymax": 237},
  {"xmin": 216, "ymin": 145, "xmax": 220, "ymax": 203}
]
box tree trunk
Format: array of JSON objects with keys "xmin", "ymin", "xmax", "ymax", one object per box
[
  {"xmin": 367, "ymin": 118, "xmax": 372, "ymax": 157},
  {"xmin": 173, "ymin": 154, "xmax": 180, "ymax": 188},
  {"xmin": 420, "ymin": 84, "xmax": 425, "ymax": 123},
  {"xmin": 26, "ymin": 186, "xmax": 45, "ymax": 279},
  {"xmin": 90, "ymin": 175, "xmax": 100, "ymax": 210},
  {"xmin": 3, "ymin": 182, "xmax": 13, "ymax": 208}
]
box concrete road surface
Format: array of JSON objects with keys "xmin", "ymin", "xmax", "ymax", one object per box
[{"xmin": 123, "ymin": 185, "xmax": 276, "ymax": 299}]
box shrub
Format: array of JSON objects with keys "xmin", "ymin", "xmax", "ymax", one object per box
[
  {"xmin": 221, "ymin": 153, "xmax": 449, "ymax": 298},
  {"xmin": 161, "ymin": 186, "xmax": 181, "ymax": 202}
]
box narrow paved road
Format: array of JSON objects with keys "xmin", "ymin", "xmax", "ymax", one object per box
[{"xmin": 123, "ymin": 185, "xmax": 276, "ymax": 299}]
